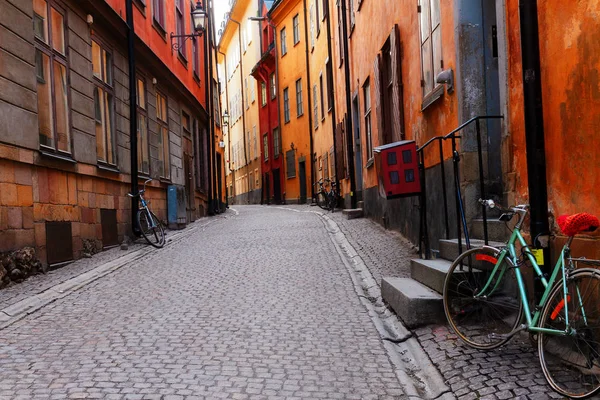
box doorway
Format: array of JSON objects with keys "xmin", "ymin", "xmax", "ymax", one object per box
[
  {"xmin": 352, "ymin": 95, "xmax": 363, "ymax": 199},
  {"xmin": 216, "ymin": 153, "xmax": 223, "ymax": 211},
  {"xmin": 299, "ymin": 161, "xmax": 307, "ymax": 204},
  {"xmin": 273, "ymin": 168, "xmax": 282, "ymax": 204}
]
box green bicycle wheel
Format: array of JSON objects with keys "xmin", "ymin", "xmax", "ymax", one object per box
[
  {"xmin": 539, "ymin": 269, "xmax": 600, "ymax": 399},
  {"xmin": 443, "ymin": 246, "xmax": 523, "ymax": 350}
]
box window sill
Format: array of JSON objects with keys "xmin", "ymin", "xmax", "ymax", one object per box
[
  {"xmin": 133, "ymin": 0, "xmax": 146, "ymax": 16},
  {"xmin": 178, "ymin": 52, "xmax": 188, "ymax": 68},
  {"xmin": 421, "ymin": 85, "xmax": 445, "ymax": 111},
  {"xmin": 366, "ymin": 158, "xmax": 374, "ymax": 169},
  {"xmin": 152, "ymin": 20, "xmax": 167, "ymax": 42},
  {"xmin": 39, "ymin": 149, "xmax": 77, "ymax": 164},
  {"xmin": 287, "ymin": 175, "xmax": 296, "ymax": 180},
  {"xmin": 159, "ymin": 177, "xmax": 172, "ymax": 184},
  {"xmin": 138, "ymin": 173, "xmax": 151, "ymax": 180},
  {"xmin": 281, "ymin": 52, "xmax": 287, "ymax": 58},
  {"xmin": 97, "ymin": 163, "xmax": 120, "ymax": 173},
  {"xmin": 193, "ymin": 72, "xmax": 201, "ymax": 86}
]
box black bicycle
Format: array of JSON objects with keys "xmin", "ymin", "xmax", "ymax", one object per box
[
  {"xmin": 128, "ymin": 178, "xmax": 165, "ymax": 248},
  {"xmin": 315, "ymin": 178, "xmax": 339, "ymax": 212}
]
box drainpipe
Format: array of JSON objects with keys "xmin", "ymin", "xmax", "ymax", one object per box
[
  {"xmin": 207, "ymin": 0, "xmax": 219, "ymax": 213},
  {"xmin": 228, "ymin": 17, "xmax": 250, "ymax": 202},
  {"xmin": 203, "ymin": 18, "xmax": 214, "ymax": 216},
  {"xmin": 302, "ymin": 0, "xmax": 315, "ymax": 201},
  {"xmin": 324, "ymin": 0, "xmax": 339, "ymax": 194},
  {"xmin": 218, "ymin": 49, "xmax": 234, "ymax": 200},
  {"xmin": 519, "ymin": 0, "xmax": 550, "ymax": 300},
  {"xmin": 125, "ymin": 0, "xmax": 140, "ymax": 236},
  {"xmin": 339, "ymin": 0, "xmax": 357, "ymax": 209}
]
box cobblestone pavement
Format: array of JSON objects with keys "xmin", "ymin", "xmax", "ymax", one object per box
[
  {"xmin": 300, "ymin": 205, "xmax": 570, "ymax": 400},
  {"xmin": 0, "ymin": 206, "xmax": 409, "ymax": 399}
]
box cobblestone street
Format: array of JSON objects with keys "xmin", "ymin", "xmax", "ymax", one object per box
[{"xmin": 0, "ymin": 206, "xmax": 419, "ymax": 399}]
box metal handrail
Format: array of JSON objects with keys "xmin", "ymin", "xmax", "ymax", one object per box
[{"xmin": 416, "ymin": 115, "xmax": 504, "ymax": 259}]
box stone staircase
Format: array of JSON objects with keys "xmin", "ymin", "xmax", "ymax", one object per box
[
  {"xmin": 382, "ymin": 219, "xmax": 508, "ymax": 329},
  {"xmin": 342, "ymin": 200, "xmax": 364, "ymax": 219}
]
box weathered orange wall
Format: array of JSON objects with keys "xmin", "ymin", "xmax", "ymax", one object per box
[
  {"xmin": 104, "ymin": 0, "xmax": 206, "ymax": 107},
  {"xmin": 505, "ymin": 0, "xmax": 600, "ymax": 252},
  {"xmin": 272, "ymin": 0, "xmax": 312, "ymax": 202},
  {"xmin": 332, "ymin": 0, "xmax": 459, "ymax": 195}
]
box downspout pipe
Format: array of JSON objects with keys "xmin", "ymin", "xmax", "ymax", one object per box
[
  {"xmin": 519, "ymin": 0, "xmax": 550, "ymax": 298},
  {"xmin": 218, "ymin": 49, "xmax": 234, "ymax": 199},
  {"xmin": 204, "ymin": 19, "xmax": 214, "ymax": 216},
  {"xmin": 207, "ymin": 0, "xmax": 219, "ymax": 212},
  {"xmin": 125, "ymin": 0, "xmax": 140, "ymax": 236},
  {"xmin": 340, "ymin": 0, "xmax": 357, "ymax": 209},
  {"xmin": 324, "ymin": 0, "xmax": 339, "ymax": 193},
  {"xmin": 302, "ymin": 0, "xmax": 315, "ymax": 201},
  {"xmin": 228, "ymin": 17, "xmax": 251, "ymax": 201}
]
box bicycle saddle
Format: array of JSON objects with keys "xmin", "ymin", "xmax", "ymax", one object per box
[{"xmin": 557, "ymin": 213, "xmax": 599, "ymax": 237}]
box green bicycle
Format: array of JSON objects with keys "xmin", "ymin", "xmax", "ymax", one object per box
[{"xmin": 443, "ymin": 199, "xmax": 600, "ymax": 398}]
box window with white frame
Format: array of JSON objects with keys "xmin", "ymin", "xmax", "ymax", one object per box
[
  {"xmin": 283, "ymin": 87, "xmax": 290, "ymax": 123},
  {"xmin": 296, "ymin": 79, "xmax": 303, "ymax": 116},
  {"xmin": 363, "ymin": 79, "xmax": 373, "ymax": 161},
  {"xmin": 280, "ymin": 27, "xmax": 287, "ymax": 55},
  {"xmin": 92, "ymin": 39, "xmax": 116, "ymax": 165},
  {"xmin": 270, "ymin": 73, "xmax": 276, "ymax": 99},
  {"xmin": 293, "ymin": 14, "xmax": 300, "ymax": 44},
  {"xmin": 273, "ymin": 128, "xmax": 280, "ymax": 158},
  {"xmin": 419, "ymin": 0, "xmax": 442, "ymax": 97}
]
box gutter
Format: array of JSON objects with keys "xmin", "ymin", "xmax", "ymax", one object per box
[{"xmin": 302, "ymin": 0, "xmax": 315, "ymax": 201}]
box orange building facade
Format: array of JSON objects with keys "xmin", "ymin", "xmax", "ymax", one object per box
[{"xmin": 0, "ymin": 0, "xmax": 223, "ymax": 269}]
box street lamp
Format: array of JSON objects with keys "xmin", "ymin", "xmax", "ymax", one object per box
[
  {"xmin": 170, "ymin": 1, "xmax": 207, "ymax": 51},
  {"xmin": 222, "ymin": 110, "xmax": 230, "ymax": 127}
]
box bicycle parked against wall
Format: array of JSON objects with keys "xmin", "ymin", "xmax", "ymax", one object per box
[
  {"xmin": 315, "ymin": 178, "xmax": 339, "ymax": 212},
  {"xmin": 443, "ymin": 199, "xmax": 600, "ymax": 398},
  {"xmin": 128, "ymin": 178, "xmax": 165, "ymax": 248}
]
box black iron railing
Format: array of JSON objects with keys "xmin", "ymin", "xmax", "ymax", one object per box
[{"xmin": 417, "ymin": 115, "xmax": 504, "ymax": 259}]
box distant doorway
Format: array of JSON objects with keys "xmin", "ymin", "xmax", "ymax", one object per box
[
  {"xmin": 299, "ymin": 161, "xmax": 307, "ymax": 204},
  {"xmin": 273, "ymin": 168, "xmax": 282, "ymax": 204},
  {"xmin": 352, "ymin": 95, "xmax": 363, "ymax": 199}
]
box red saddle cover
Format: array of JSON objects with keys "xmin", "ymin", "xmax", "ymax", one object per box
[{"xmin": 557, "ymin": 213, "xmax": 599, "ymax": 237}]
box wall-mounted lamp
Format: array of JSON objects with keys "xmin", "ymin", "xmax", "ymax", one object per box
[
  {"xmin": 436, "ymin": 68, "xmax": 454, "ymax": 93},
  {"xmin": 86, "ymin": 14, "xmax": 94, "ymax": 26},
  {"xmin": 152, "ymin": 77, "xmax": 157, "ymax": 85},
  {"xmin": 170, "ymin": 1, "xmax": 207, "ymax": 52},
  {"xmin": 222, "ymin": 110, "xmax": 230, "ymax": 126}
]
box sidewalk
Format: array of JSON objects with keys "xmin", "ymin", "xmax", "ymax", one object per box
[
  {"xmin": 0, "ymin": 214, "xmax": 223, "ymax": 329},
  {"xmin": 323, "ymin": 207, "xmax": 563, "ymax": 400}
]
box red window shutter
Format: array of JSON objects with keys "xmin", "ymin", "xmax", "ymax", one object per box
[{"xmin": 390, "ymin": 24, "xmax": 405, "ymax": 141}]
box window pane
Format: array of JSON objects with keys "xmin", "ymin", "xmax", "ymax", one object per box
[
  {"xmin": 36, "ymin": 50, "xmax": 54, "ymax": 148},
  {"xmin": 137, "ymin": 79, "xmax": 146, "ymax": 109},
  {"xmin": 138, "ymin": 114, "xmax": 149, "ymax": 174},
  {"xmin": 419, "ymin": 0, "xmax": 430, "ymax": 43},
  {"xmin": 51, "ymin": 8, "xmax": 65, "ymax": 54},
  {"xmin": 432, "ymin": 26, "xmax": 442, "ymax": 82},
  {"xmin": 95, "ymin": 87, "xmax": 106, "ymax": 161},
  {"xmin": 103, "ymin": 50, "xmax": 112, "ymax": 85},
  {"xmin": 421, "ymin": 38, "xmax": 433, "ymax": 94},
  {"xmin": 431, "ymin": 0, "xmax": 440, "ymax": 28},
  {"xmin": 53, "ymin": 61, "xmax": 70, "ymax": 152},
  {"xmin": 33, "ymin": 0, "xmax": 49, "ymax": 44},
  {"xmin": 92, "ymin": 41, "xmax": 102, "ymax": 80},
  {"xmin": 104, "ymin": 91, "xmax": 114, "ymax": 164}
]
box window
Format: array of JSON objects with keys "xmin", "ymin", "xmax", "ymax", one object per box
[
  {"xmin": 245, "ymin": 78, "xmax": 249, "ymax": 109},
  {"xmin": 280, "ymin": 27, "xmax": 287, "ymax": 56},
  {"xmin": 156, "ymin": 91, "xmax": 170, "ymax": 178},
  {"xmin": 137, "ymin": 77, "xmax": 150, "ymax": 174},
  {"xmin": 337, "ymin": 1, "xmax": 344, "ymax": 66},
  {"xmin": 349, "ymin": 0, "xmax": 355, "ymax": 30},
  {"xmin": 249, "ymin": 171, "xmax": 253, "ymax": 190},
  {"xmin": 293, "ymin": 14, "xmax": 300, "ymax": 45},
  {"xmin": 286, "ymin": 150, "xmax": 296, "ymax": 178},
  {"xmin": 316, "ymin": 0, "xmax": 321, "ymax": 35},
  {"xmin": 182, "ymin": 111, "xmax": 191, "ymax": 134},
  {"xmin": 34, "ymin": 0, "xmax": 71, "ymax": 154},
  {"xmin": 176, "ymin": 0, "xmax": 186, "ymax": 59},
  {"xmin": 283, "ymin": 88, "xmax": 290, "ymax": 123},
  {"xmin": 310, "ymin": 4, "xmax": 315, "ymax": 48},
  {"xmin": 313, "ymin": 85, "xmax": 318, "ymax": 129},
  {"xmin": 253, "ymin": 126, "xmax": 258, "ymax": 160},
  {"xmin": 270, "ymin": 74, "xmax": 276, "ymax": 99},
  {"xmin": 326, "ymin": 59, "xmax": 333, "ymax": 111},
  {"xmin": 273, "ymin": 128, "xmax": 280, "ymax": 158},
  {"xmin": 153, "ymin": 0, "xmax": 165, "ymax": 30},
  {"xmin": 419, "ymin": 0, "xmax": 442, "ymax": 97},
  {"xmin": 322, "ymin": 0, "xmax": 328, "ymax": 19},
  {"xmin": 92, "ymin": 39, "xmax": 115, "ymax": 165},
  {"xmin": 255, "ymin": 168, "xmax": 259, "ymax": 186},
  {"xmin": 213, "ymin": 80, "xmax": 220, "ymax": 127},
  {"xmin": 363, "ymin": 79, "xmax": 373, "ymax": 161},
  {"xmin": 250, "ymin": 76, "xmax": 256, "ymax": 103},
  {"xmin": 319, "ymin": 73, "xmax": 325, "ymax": 120},
  {"xmin": 263, "ymin": 134, "xmax": 269, "ymax": 161},
  {"xmin": 247, "ymin": 131, "xmax": 252, "ymax": 160},
  {"xmin": 296, "ymin": 79, "xmax": 303, "ymax": 116},
  {"xmin": 261, "ymin": 81, "xmax": 267, "ymax": 107}
]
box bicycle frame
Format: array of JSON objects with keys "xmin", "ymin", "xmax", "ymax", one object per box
[{"xmin": 475, "ymin": 228, "xmax": 574, "ymax": 337}]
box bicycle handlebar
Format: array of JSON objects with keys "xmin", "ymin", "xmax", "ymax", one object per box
[{"xmin": 479, "ymin": 199, "xmax": 529, "ymax": 214}]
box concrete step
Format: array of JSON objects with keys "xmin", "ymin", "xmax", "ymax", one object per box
[
  {"xmin": 471, "ymin": 219, "xmax": 512, "ymax": 242},
  {"xmin": 342, "ymin": 208, "xmax": 364, "ymax": 220},
  {"xmin": 438, "ymin": 238, "xmax": 505, "ymax": 262},
  {"xmin": 410, "ymin": 258, "xmax": 453, "ymax": 294},
  {"xmin": 357, "ymin": 201, "xmax": 364, "ymax": 209},
  {"xmin": 381, "ymin": 277, "xmax": 444, "ymax": 329}
]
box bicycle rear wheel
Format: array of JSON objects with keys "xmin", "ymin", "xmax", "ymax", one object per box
[
  {"xmin": 443, "ymin": 246, "xmax": 523, "ymax": 349},
  {"xmin": 539, "ymin": 269, "xmax": 600, "ymax": 399},
  {"xmin": 137, "ymin": 210, "xmax": 165, "ymax": 248},
  {"xmin": 316, "ymin": 191, "xmax": 328, "ymax": 210}
]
